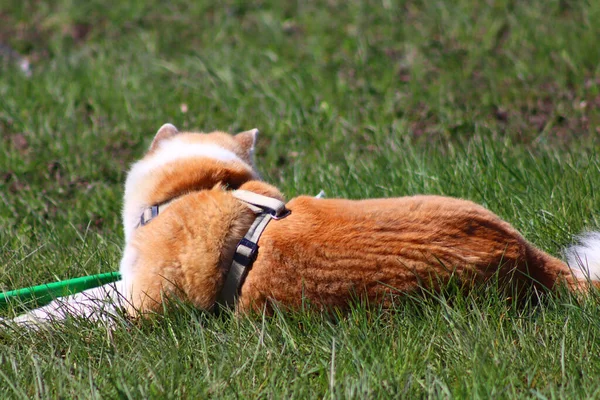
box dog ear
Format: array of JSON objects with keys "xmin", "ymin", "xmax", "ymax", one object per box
[
  {"xmin": 150, "ymin": 123, "xmax": 179, "ymax": 150},
  {"xmin": 235, "ymin": 128, "xmax": 258, "ymax": 155}
]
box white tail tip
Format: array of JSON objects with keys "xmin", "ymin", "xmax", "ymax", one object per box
[{"xmin": 565, "ymin": 232, "xmax": 600, "ymax": 281}]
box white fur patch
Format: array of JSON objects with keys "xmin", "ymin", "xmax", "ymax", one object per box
[
  {"xmin": 9, "ymin": 280, "xmax": 128, "ymax": 328},
  {"xmin": 565, "ymin": 232, "xmax": 600, "ymax": 281},
  {"xmin": 132, "ymin": 138, "xmax": 243, "ymax": 180},
  {"xmin": 119, "ymin": 246, "xmax": 137, "ymax": 293},
  {"xmin": 122, "ymin": 137, "xmax": 253, "ymax": 241}
]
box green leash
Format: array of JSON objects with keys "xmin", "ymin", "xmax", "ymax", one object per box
[{"xmin": 0, "ymin": 272, "xmax": 121, "ymax": 310}]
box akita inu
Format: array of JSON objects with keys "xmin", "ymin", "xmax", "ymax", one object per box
[{"xmin": 10, "ymin": 124, "xmax": 600, "ymax": 326}]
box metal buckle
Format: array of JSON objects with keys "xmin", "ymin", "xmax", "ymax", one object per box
[
  {"xmin": 234, "ymin": 237, "xmax": 259, "ymax": 265},
  {"xmin": 140, "ymin": 205, "xmax": 159, "ymax": 226}
]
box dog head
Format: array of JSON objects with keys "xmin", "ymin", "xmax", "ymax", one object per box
[{"xmin": 122, "ymin": 124, "xmax": 260, "ymax": 241}]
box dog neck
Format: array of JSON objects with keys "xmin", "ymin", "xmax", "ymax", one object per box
[{"xmin": 136, "ymin": 189, "xmax": 290, "ymax": 308}]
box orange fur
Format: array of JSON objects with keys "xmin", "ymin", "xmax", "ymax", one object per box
[
  {"xmin": 123, "ymin": 128, "xmax": 590, "ymax": 316},
  {"xmin": 240, "ymin": 194, "xmax": 580, "ymax": 312}
]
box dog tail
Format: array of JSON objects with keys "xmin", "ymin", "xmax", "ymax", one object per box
[{"xmin": 565, "ymin": 232, "xmax": 600, "ymax": 283}]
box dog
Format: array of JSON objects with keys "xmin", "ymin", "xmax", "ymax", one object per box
[{"xmin": 9, "ymin": 124, "xmax": 600, "ymax": 326}]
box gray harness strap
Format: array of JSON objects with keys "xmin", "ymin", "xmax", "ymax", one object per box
[
  {"xmin": 138, "ymin": 190, "xmax": 288, "ymax": 227},
  {"xmin": 217, "ymin": 212, "xmax": 272, "ymax": 308},
  {"xmin": 231, "ymin": 190, "xmax": 288, "ymax": 217},
  {"xmin": 217, "ymin": 191, "xmax": 290, "ymax": 307}
]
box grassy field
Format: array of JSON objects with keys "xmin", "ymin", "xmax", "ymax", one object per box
[{"xmin": 1, "ymin": 0, "xmax": 600, "ymax": 397}]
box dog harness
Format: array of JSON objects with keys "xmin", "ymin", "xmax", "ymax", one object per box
[
  {"xmin": 137, "ymin": 190, "xmax": 290, "ymax": 307},
  {"xmin": 218, "ymin": 190, "xmax": 290, "ymax": 307}
]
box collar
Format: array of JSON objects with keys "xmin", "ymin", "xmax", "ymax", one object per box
[
  {"xmin": 138, "ymin": 190, "xmax": 289, "ymax": 227},
  {"xmin": 137, "ymin": 189, "xmax": 290, "ymax": 307}
]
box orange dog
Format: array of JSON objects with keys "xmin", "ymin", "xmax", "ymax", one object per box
[{"xmin": 12, "ymin": 125, "xmax": 600, "ymax": 325}]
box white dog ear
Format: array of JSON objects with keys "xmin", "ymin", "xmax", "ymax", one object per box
[
  {"xmin": 235, "ymin": 128, "xmax": 258, "ymax": 154},
  {"xmin": 150, "ymin": 123, "xmax": 179, "ymax": 150}
]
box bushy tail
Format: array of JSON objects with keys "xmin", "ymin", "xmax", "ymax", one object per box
[{"xmin": 565, "ymin": 232, "xmax": 600, "ymax": 282}]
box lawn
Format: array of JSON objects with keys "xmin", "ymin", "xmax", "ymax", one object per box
[{"xmin": 1, "ymin": 0, "xmax": 600, "ymax": 397}]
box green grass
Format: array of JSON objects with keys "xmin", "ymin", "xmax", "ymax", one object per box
[{"xmin": 1, "ymin": 0, "xmax": 600, "ymax": 397}]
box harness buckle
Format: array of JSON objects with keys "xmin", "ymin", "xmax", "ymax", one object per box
[
  {"xmin": 140, "ymin": 205, "xmax": 159, "ymax": 226},
  {"xmin": 233, "ymin": 237, "xmax": 259, "ymax": 266}
]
